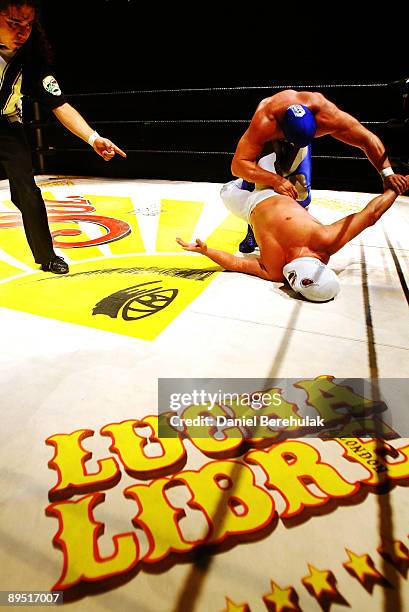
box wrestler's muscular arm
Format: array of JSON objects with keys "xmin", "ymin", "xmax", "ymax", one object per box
[
  {"xmin": 320, "ymin": 177, "xmax": 409, "ymax": 255},
  {"xmin": 176, "ymin": 238, "xmax": 273, "ymax": 280},
  {"xmin": 231, "ymin": 113, "xmax": 298, "ymax": 199},
  {"xmin": 323, "ymin": 99, "xmax": 407, "ymax": 194}
]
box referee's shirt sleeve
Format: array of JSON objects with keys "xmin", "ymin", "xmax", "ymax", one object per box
[{"xmin": 32, "ymin": 71, "xmax": 67, "ymax": 111}]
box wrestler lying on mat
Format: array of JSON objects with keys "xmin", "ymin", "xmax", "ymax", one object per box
[
  {"xmin": 231, "ymin": 89, "xmax": 408, "ymax": 253},
  {"xmin": 176, "ymin": 176, "xmax": 409, "ymax": 302}
]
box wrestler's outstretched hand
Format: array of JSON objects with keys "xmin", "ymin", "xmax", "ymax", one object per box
[{"xmin": 176, "ymin": 237, "xmax": 208, "ymax": 253}]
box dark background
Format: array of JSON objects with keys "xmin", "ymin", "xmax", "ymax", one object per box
[{"xmin": 26, "ymin": 0, "xmax": 408, "ymax": 193}]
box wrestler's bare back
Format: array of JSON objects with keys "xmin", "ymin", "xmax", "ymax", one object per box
[
  {"xmin": 250, "ymin": 195, "xmax": 330, "ymax": 281},
  {"xmin": 254, "ymin": 90, "xmax": 352, "ymax": 140}
]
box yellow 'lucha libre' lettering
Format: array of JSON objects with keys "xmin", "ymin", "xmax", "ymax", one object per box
[
  {"xmin": 46, "ymin": 493, "xmax": 140, "ymax": 590},
  {"xmin": 296, "ymin": 376, "xmax": 381, "ymax": 425},
  {"xmin": 336, "ymin": 438, "xmax": 409, "ymax": 485},
  {"xmin": 175, "ymin": 460, "xmax": 276, "ymax": 543},
  {"xmin": 46, "ymin": 430, "xmax": 121, "ymax": 496},
  {"xmin": 101, "ymin": 416, "xmax": 186, "ymax": 478},
  {"xmin": 125, "ymin": 478, "xmax": 196, "ymax": 562},
  {"xmin": 246, "ymin": 441, "xmax": 358, "ymax": 517},
  {"xmin": 182, "ymin": 404, "xmax": 244, "ymax": 457}
]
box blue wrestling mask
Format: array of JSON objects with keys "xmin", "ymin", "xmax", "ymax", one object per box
[{"xmin": 282, "ymin": 104, "xmax": 317, "ymax": 146}]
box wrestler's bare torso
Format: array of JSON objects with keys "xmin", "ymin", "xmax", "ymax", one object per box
[{"xmin": 250, "ymin": 195, "xmax": 330, "ymax": 281}]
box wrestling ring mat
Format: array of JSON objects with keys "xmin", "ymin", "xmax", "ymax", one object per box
[{"xmin": 0, "ymin": 174, "xmax": 408, "ymax": 611}]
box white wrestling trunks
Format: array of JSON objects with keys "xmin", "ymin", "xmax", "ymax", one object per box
[{"xmin": 220, "ymin": 179, "xmax": 278, "ymax": 223}]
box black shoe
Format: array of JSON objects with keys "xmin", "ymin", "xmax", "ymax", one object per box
[
  {"xmin": 239, "ymin": 225, "xmax": 258, "ymax": 253},
  {"xmin": 41, "ymin": 256, "xmax": 69, "ymax": 274}
]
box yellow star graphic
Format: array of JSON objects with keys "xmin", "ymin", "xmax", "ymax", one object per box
[
  {"xmin": 262, "ymin": 580, "xmax": 300, "ymax": 611},
  {"xmin": 343, "ymin": 549, "xmax": 382, "ymax": 582},
  {"xmin": 224, "ymin": 597, "xmax": 250, "ymax": 612},
  {"xmin": 301, "ymin": 564, "xmax": 335, "ymax": 597}
]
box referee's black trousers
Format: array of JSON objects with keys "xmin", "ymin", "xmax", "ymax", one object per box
[{"xmin": 0, "ymin": 120, "xmax": 56, "ymax": 264}]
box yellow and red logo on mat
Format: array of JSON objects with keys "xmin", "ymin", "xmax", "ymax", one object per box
[
  {"xmin": 0, "ymin": 185, "xmax": 245, "ymax": 340},
  {"xmin": 45, "ymin": 376, "xmax": 409, "ymax": 602}
]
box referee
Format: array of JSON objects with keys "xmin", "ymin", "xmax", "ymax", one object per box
[{"xmin": 0, "ymin": 0, "xmax": 126, "ymax": 274}]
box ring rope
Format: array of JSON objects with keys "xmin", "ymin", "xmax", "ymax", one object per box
[
  {"xmin": 37, "ymin": 147, "xmax": 371, "ymax": 159},
  {"xmin": 65, "ymin": 83, "xmax": 390, "ymax": 98},
  {"xmin": 29, "ymin": 119, "xmax": 388, "ymax": 128},
  {"xmin": 39, "ymin": 148, "xmax": 235, "ymax": 155}
]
